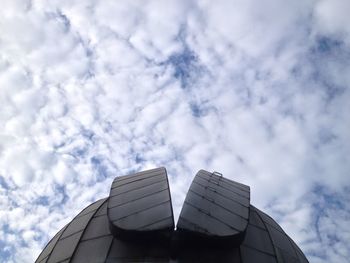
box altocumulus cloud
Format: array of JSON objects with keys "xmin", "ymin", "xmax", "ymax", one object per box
[{"xmin": 0, "ymin": 0, "xmax": 349, "ymax": 262}]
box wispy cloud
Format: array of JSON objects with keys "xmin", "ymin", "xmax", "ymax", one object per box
[{"xmin": 0, "ymin": 0, "xmax": 349, "ymax": 262}]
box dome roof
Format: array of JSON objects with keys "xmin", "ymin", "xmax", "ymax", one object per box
[{"xmin": 36, "ymin": 168, "xmax": 308, "ymax": 263}]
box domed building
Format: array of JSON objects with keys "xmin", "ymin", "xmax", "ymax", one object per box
[{"xmin": 36, "ymin": 167, "xmax": 308, "ymax": 262}]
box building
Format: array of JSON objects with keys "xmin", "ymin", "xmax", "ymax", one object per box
[{"xmin": 35, "ymin": 167, "xmax": 309, "ymax": 262}]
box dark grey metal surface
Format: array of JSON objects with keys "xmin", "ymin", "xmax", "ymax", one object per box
[
  {"xmin": 256, "ymin": 207, "xmax": 304, "ymax": 263},
  {"xmin": 36, "ymin": 167, "xmax": 309, "ymax": 263},
  {"xmin": 107, "ymin": 167, "xmax": 174, "ymax": 238},
  {"xmin": 177, "ymin": 170, "xmax": 250, "ymax": 242},
  {"xmin": 35, "ymin": 198, "xmax": 107, "ymax": 263}
]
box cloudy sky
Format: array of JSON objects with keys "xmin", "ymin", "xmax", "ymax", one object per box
[{"xmin": 0, "ymin": 0, "xmax": 349, "ymax": 262}]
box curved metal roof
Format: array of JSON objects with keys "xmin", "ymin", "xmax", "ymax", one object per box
[
  {"xmin": 36, "ymin": 168, "xmax": 308, "ymax": 263},
  {"xmin": 108, "ymin": 167, "xmax": 174, "ymax": 239}
]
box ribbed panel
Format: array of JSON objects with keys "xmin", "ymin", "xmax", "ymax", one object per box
[
  {"xmin": 107, "ymin": 167, "xmax": 174, "ymax": 237},
  {"xmin": 254, "ymin": 207, "xmax": 309, "ymax": 263},
  {"xmin": 43, "ymin": 198, "xmax": 106, "ymax": 263},
  {"xmin": 177, "ymin": 170, "xmax": 250, "ymax": 241}
]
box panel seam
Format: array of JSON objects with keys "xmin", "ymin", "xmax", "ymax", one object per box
[
  {"xmin": 254, "ymin": 207, "xmax": 280, "ymax": 263},
  {"xmin": 67, "ymin": 198, "xmax": 109, "ymax": 263},
  {"xmin": 35, "ymin": 224, "xmax": 68, "ymax": 263}
]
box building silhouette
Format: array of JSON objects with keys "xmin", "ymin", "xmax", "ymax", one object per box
[{"xmin": 36, "ymin": 167, "xmax": 308, "ymax": 262}]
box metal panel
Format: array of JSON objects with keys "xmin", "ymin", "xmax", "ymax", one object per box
[
  {"xmin": 94, "ymin": 201, "xmax": 107, "ymax": 217},
  {"xmin": 266, "ymin": 224, "xmax": 296, "ymax": 253},
  {"xmin": 255, "ymin": 207, "xmax": 305, "ymax": 263},
  {"xmin": 71, "ymin": 236, "xmax": 113, "ymax": 263},
  {"xmin": 242, "ymin": 224, "xmax": 275, "ymax": 255},
  {"xmin": 76, "ymin": 198, "xmax": 107, "ymax": 218},
  {"xmin": 289, "ymin": 238, "xmax": 309, "ymax": 263},
  {"xmin": 37, "ymin": 257, "xmax": 48, "ymax": 263},
  {"xmin": 111, "ymin": 169, "xmax": 165, "ymax": 189},
  {"xmin": 191, "ymin": 182, "xmax": 248, "ymax": 217},
  {"xmin": 177, "ymin": 170, "xmax": 250, "ymax": 241},
  {"xmin": 276, "ymin": 247, "xmax": 300, "ymax": 263},
  {"xmin": 81, "ymin": 215, "xmax": 110, "ymax": 241},
  {"xmin": 35, "ymin": 225, "xmax": 67, "ymax": 263},
  {"xmin": 184, "ymin": 190, "xmax": 247, "ymax": 230},
  {"xmin": 108, "ymin": 190, "xmax": 170, "ymax": 220},
  {"xmin": 194, "ymin": 174, "xmax": 249, "ymax": 207},
  {"xmin": 47, "ymin": 231, "xmax": 82, "ymax": 263},
  {"xmin": 46, "ymin": 198, "xmax": 106, "ymax": 262},
  {"xmin": 266, "ymin": 224, "xmax": 300, "ymax": 262},
  {"xmin": 110, "ymin": 174, "xmax": 165, "ymax": 196},
  {"xmin": 241, "ymin": 245, "xmax": 277, "ymax": 263},
  {"xmin": 115, "ymin": 201, "xmax": 173, "ymax": 230},
  {"xmin": 107, "ymin": 167, "xmax": 174, "ymax": 238},
  {"xmin": 107, "ymin": 238, "xmax": 147, "ymax": 260},
  {"xmin": 106, "ymin": 237, "xmax": 170, "ymax": 262},
  {"xmin": 178, "ymin": 201, "xmax": 238, "ymax": 236},
  {"xmin": 249, "ymin": 206, "xmax": 266, "ymax": 229},
  {"xmin": 197, "ymin": 171, "xmax": 250, "ymax": 198},
  {"xmin": 109, "ymin": 180, "xmax": 168, "ymax": 207},
  {"xmin": 60, "ymin": 212, "xmax": 95, "ymax": 239},
  {"xmin": 257, "ymin": 208, "xmax": 284, "ymax": 233},
  {"xmin": 176, "ymin": 246, "xmax": 241, "ymax": 263}
]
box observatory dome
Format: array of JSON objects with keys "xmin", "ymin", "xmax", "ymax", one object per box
[{"xmin": 36, "ymin": 167, "xmax": 308, "ymax": 263}]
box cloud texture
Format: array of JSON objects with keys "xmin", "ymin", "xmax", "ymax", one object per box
[{"xmin": 0, "ymin": 0, "xmax": 349, "ymax": 262}]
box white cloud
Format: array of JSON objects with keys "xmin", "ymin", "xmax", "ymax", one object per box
[
  {"xmin": 0, "ymin": 0, "xmax": 349, "ymax": 262},
  {"xmin": 314, "ymin": 0, "xmax": 350, "ymax": 42}
]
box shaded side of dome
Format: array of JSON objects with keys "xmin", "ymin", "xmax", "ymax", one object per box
[{"xmin": 252, "ymin": 206, "xmax": 308, "ymax": 263}]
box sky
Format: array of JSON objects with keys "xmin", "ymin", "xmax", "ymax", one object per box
[{"xmin": 0, "ymin": 0, "xmax": 349, "ymax": 262}]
